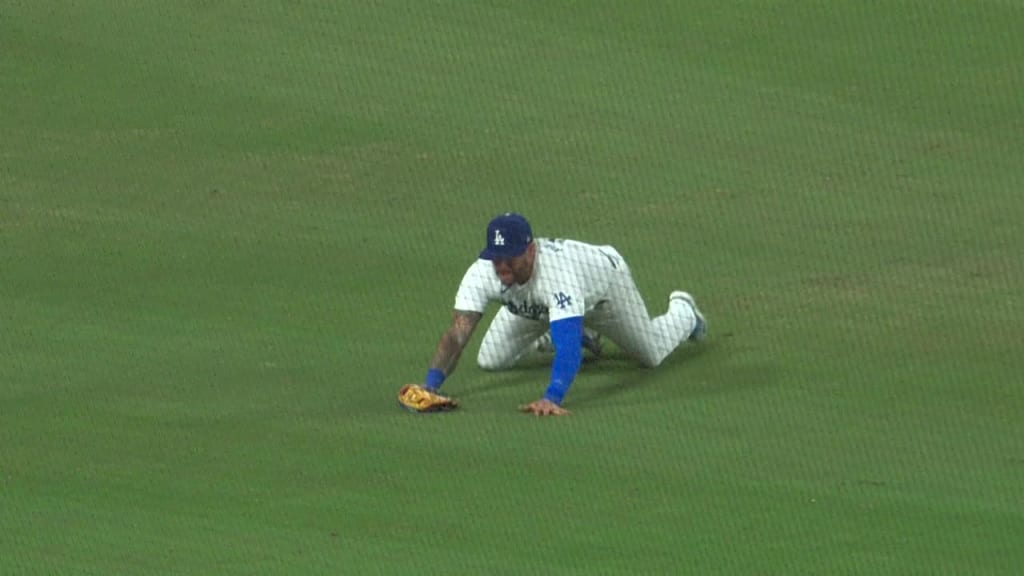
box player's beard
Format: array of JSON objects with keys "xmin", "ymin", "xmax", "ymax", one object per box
[
  {"xmin": 494, "ymin": 258, "xmax": 529, "ymax": 286},
  {"xmin": 495, "ymin": 262, "xmax": 516, "ymax": 286}
]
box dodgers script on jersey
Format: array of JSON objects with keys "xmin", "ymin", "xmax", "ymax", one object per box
[{"xmin": 454, "ymin": 238, "xmax": 625, "ymax": 323}]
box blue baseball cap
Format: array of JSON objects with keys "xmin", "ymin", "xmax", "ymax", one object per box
[{"xmin": 479, "ymin": 213, "xmax": 533, "ymax": 260}]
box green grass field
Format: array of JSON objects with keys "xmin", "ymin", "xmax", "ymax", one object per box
[{"xmin": 3, "ymin": 1, "xmax": 1023, "ymax": 574}]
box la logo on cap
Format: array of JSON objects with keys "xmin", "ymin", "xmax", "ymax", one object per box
[{"xmin": 494, "ymin": 229, "xmax": 505, "ymax": 246}]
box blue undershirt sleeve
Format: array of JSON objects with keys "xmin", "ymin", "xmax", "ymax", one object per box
[{"xmin": 544, "ymin": 316, "xmax": 584, "ymax": 405}]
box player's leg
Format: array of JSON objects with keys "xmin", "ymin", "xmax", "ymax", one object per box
[
  {"xmin": 586, "ymin": 255, "xmax": 700, "ymax": 367},
  {"xmin": 477, "ymin": 307, "xmax": 549, "ymax": 370}
]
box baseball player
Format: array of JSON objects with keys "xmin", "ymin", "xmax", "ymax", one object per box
[{"xmin": 398, "ymin": 212, "xmax": 706, "ymax": 416}]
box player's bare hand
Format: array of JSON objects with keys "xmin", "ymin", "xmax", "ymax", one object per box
[{"xmin": 518, "ymin": 399, "xmax": 570, "ymax": 417}]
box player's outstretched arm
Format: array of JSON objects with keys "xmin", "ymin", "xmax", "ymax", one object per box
[
  {"xmin": 425, "ymin": 309, "xmax": 482, "ymax": 388},
  {"xmin": 519, "ymin": 316, "xmax": 582, "ymax": 416}
]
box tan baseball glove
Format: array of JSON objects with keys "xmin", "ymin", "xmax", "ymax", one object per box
[{"xmin": 397, "ymin": 384, "xmax": 460, "ymax": 413}]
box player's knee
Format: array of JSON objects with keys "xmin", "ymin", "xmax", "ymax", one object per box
[
  {"xmin": 638, "ymin": 358, "xmax": 660, "ymax": 369},
  {"xmin": 476, "ymin": 350, "xmax": 509, "ymax": 371},
  {"xmin": 636, "ymin": 351, "xmax": 663, "ymax": 369}
]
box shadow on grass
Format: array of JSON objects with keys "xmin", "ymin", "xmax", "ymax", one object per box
[
  {"xmin": 454, "ymin": 348, "xmax": 613, "ymax": 400},
  {"xmin": 454, "ymin": 361, "xmax": 551, "ymax": 400},
  {"xmin": 454, "ymin": 334, "xmax": 777, "ymax": 408}
]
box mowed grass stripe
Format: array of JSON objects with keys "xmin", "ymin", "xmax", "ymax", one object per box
[{"xmin": 2, "ymin": 1, "xmax": 1022, "ymax": 574}]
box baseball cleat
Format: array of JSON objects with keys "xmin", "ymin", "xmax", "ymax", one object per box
[
  {"xmin": 582, "ymin": 329, "xmax": 603, "ymax": 358},
  {"xmin": 670, "ymin": 291, "xmax": 707, "ymax": 341},
  {"xmin": 534, "ymin": 333, "xmax": 554, "ymax": 353}
]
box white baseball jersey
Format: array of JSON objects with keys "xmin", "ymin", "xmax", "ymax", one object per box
[{"xmin": 454, "ymin": 238, "xmax": 624, "ymax": 324}]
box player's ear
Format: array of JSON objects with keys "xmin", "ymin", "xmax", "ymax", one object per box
[{"xmin": 527, "ymin": 242, "xmax": 539, "ymax": 267}]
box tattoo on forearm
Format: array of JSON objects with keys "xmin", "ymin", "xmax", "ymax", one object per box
[{"xmin": 430, "ymin": 310, "xmax": 482, "ymax": 375}]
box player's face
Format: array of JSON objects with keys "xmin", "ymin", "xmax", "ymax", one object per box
[{"xmin": 492, "ymin": 243, "xmax": 536, "ymax": 286}]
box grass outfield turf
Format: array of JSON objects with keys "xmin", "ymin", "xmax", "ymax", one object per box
[{"xmin": 2, "ymin": 1, "xmax": 1023, "ymax": 574}]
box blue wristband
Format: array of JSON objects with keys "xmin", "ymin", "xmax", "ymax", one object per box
[{"xmin": 425, "ymin": 368, "xmax": 446, "ymax": 390}]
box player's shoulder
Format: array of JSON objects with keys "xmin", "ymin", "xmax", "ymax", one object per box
[
  {"xmin": 536, "ymin": 239, "xmax": 596, "ymax": 281},
  {"xmin": 460, "ymin": 258, "xmax": 498, "ymax": 284},
  {"xmin": 538, "ymin": 238, "xmax": 610, "ymax": 264},
  {"xmin": 537, "ymin": 237, "xmax": 602, "ymax": 252},
  {"xmin": 468, "ymin": 257, "xmax": 493, "ymax": 270}
]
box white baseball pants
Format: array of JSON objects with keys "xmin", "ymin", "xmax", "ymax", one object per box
[{"xmin": 476, "ymin": 253, "xmax": 696, "ymax": 370}]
